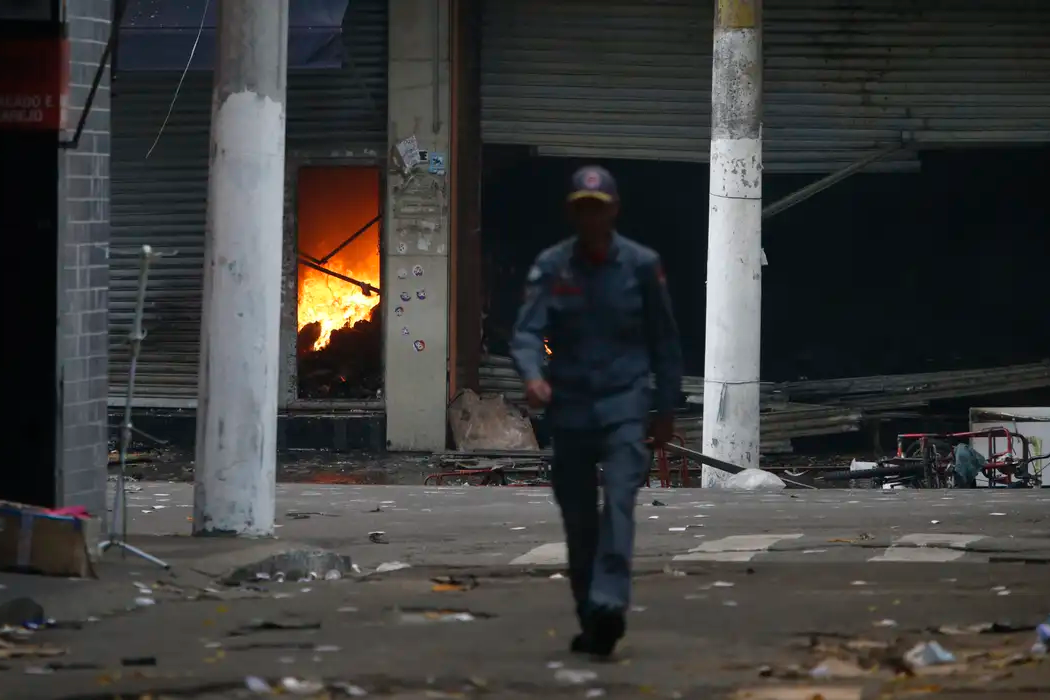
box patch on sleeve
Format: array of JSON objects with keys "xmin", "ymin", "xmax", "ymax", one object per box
[
  {"xmin": 654, "ymin": 261, "xmax": 667, "ymax": 284},
  {"xmin": 526, "ymin": 265, "xmax": 543, "ymax": 283}
]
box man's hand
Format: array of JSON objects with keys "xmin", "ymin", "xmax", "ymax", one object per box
[
  {"xmin": 649, "ymin": 412, "xmax": 674, "ymax": 446},
  {"xmin": 524, "ymin": 378, "xmax": 552, "ymax": 409}
]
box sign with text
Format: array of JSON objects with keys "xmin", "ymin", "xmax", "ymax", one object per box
[{"xmin": 0, "ymin": 36, "xmax": 67, "ymax": 131}]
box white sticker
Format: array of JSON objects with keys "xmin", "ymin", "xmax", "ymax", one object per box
[{"xmin": 396, "ymin": 268, "xmax": 408, "ymax": 279}]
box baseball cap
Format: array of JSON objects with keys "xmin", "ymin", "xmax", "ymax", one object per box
[{"xmin": 567, "ymin": 165, "xmax": 618, "ymax": 203}]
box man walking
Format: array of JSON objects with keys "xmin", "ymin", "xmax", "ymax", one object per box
[{"xmin": 510, "ymin": 165, "xmax": 683, "ymax": 657}]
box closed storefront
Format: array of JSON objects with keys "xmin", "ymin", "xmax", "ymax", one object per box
[
  {"xmin": 482, "ymin": 0, "xmax": 1050, "ymax": 172},
  {"xmin": 478, "ymin": 0, "xmax": 1050, "ymax": 390},
  {"xmin": 109, "ymin": 0, "xmax": 389, "ymax": 406}
]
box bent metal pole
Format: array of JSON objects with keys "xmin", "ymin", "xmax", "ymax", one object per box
[
  {"xmin": 702, "ymin": 0, "xmax": 763, "ymax": 487},
  {"xmin": 194, "ymin": 0, "xmax": 289, "ymax": 536}
]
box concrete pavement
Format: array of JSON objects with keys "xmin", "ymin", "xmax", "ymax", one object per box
[
  {"xmin": 118, "ymin": 483, "xmax": 1050, "ymax": 570},
  {"xmin": 3, "ymin": 559, "xmax": 1048, "ymax": 699},
  {"xmin": 1, "ymin": 484, "xmax": 1047, "ymax": 699}
]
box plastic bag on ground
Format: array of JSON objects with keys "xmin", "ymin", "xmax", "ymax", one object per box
[
  {"xmin": 725, "ymin": 468, "xmax": 786, "ymax": 491},
  {"xmin": 447, "ymin": 389, "xmax": 539, "ymax": 451}
]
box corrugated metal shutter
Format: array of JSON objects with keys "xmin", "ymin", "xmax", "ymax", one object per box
[
  {"xmin": 481, "ymin": 0, "xmax": 1050, "ymax": 172},
  {"xmin": 109, "ymin": 0, "xmax": 388, "ymax": 404}
]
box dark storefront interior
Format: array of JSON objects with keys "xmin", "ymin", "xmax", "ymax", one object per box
[
  {"xmin": 481, "ymin": 146, "xmax": 1050, "ymax": 383},
  {"xmin": 295, "ymin": 166, "xmax": 383, "ymax": 400}
]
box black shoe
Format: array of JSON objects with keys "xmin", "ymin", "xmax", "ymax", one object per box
[
  {"xmin": 570, "ymin": 631, "xmax": 593, "ymax": 654},
  {"xmin": 587, "ymin": 608, "xmax": 626, "ymax": 658}
]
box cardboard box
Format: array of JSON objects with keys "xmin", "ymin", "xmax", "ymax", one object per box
[{"xmin": 0, "ymin": 501, "xmax": 96, "ymax": 578}]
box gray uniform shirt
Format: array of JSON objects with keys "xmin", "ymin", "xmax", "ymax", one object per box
[{"xmin": 510, "ymin": 233, "xmax": 683, "ymax": 431}]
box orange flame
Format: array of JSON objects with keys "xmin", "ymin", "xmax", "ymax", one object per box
[
  {"xmin": 295, "ymin": 165, "xmax": 381, "ymax": 352},
  {"xmin": 297, "ymin": 258, "xmax": 380, "ymax": 350}
]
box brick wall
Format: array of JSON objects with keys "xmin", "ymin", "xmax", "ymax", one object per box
[{"xmin": 56, "ymin": 0, "xmax": 112, "ymax": 515}]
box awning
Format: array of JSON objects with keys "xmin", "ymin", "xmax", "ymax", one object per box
[{"xmin": 115, "ymin": 0, "xmax": 350, "ymax": 71}]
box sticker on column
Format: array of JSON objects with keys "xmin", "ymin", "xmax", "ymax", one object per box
[
  {"xmin": 400, "ymin": 292, "xmax": 411, "ymax": 302},
  {"xmin": 416, "ymin": 289, "xmax": 426, "ymax": 300},
  {"xmin": 397, "ymin": 268, "xmax": 408, "ymax": 280},
  {"xmin": 401, "ymin": 327, "xmax": 410, "ymax": 336},
  {"xmin": 397, "ymin": 242, "xmax": 408, "ymax": 254},
  {"xmin": 394, "ymin": 306, "xmax": 404, "ymax": 317},
  {"xmin": 428, "ymin": 152, "xmax": 446, "ymax": 176},
  {"xmin": 395, "ymin": 134, "xmax": 421, "ymax": 169},
  {"xmin": 413, "ymin": 340, "xmax": 426, "ymax": 352},
  {"xmin": 412, "ymin": 264, "xmax": 424, "ymax": 277}
]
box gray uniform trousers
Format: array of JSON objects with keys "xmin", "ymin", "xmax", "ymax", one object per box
[{"xmin": 551, "ymin": 421, "xmax": 650, "ymax": 621}]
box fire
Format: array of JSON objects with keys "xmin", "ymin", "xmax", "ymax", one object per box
[
  {"xmin": 297, "ymin": 256, "xmax": 380, "ymax": 351},
  {"xmin": 544, "ymin": 339, "xmax": 552, "ymax": 357}
]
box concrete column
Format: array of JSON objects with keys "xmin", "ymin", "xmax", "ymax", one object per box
[
  {"xmin": 194, "ymin": 0, "xmax": 288, "ymax": 535},
  {"xmin": 702, "ymin": 0, "xmax": 763, "ymax": 486},
  {"xmin": 383, "ymin": 0, "xmax": 451, "ymax": 451}
]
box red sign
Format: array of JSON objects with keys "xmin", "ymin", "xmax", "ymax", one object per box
[{"xmin": 0, "ymin": 37, "xmax": 68, "ymax": 131}]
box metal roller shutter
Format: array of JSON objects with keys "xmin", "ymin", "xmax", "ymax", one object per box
[
  {"xmin": 109, "ymin": 0, "xmax": 388, "ymax": 405},
  {"xmin": 481, "ymin": 0, "xmax": 1050, "ymax": 172}
]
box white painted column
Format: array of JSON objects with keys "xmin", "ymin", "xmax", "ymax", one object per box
[
  {"xmin": 194, "ymin": 0, "xmax": 289, "ymax": 535},
  {"xmin": 702, "ymin": 0, "xmax": 763, "ymax": 487},
  {"xmin": 383, "ymin": 0, "xmax": 451, "ymax": 451}
]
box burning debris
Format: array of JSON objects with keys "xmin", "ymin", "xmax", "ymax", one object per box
[{"xmin": 297, "ymin": 314, "xmax": 382, "ymax": 400}]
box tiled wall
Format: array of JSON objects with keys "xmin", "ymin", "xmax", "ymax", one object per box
[{"xmin": 56, "ymin": 0, "xmax": 111, "ymax": 515}]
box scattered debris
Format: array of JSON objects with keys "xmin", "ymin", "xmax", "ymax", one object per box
[
  {"xmin": 245, "ymin": 676, "xmax": 272, "ymax": 694},
  {"xmin": 280, "ymin": 677, "xmax": 326, "ymax": 695},
  {"xmin": 726, "ymin": 468, "xmax": 787, "ymax": 490},
  {"xmin": 0, "ymin": 639, "xmax": 67, "ymax": 660},
  {"xmin": 368, "ymin": 531, "xmax": 388, "ymax": 544},
  {"xmin": 0, "ymin": 597, "xmax": 45, "ymax": 627},
  {"xmin": 286, "ymin": 511, "xmax": 338, "ymax": 520},
  {"xmin": 228, "ymin": 619, "xmax": 322, "ymax": 637},
  {"xmin": 375, "ymin": 561, "xmax": 411, "ymax": 573},
  {"xmin": 218, "ymin": 548, "xmax": 354, "ymax": 586},
  {"xmin": 0, "ymin": 501, "xmax": 96, "ymax": 578},
  {"xmin": 733, "ymin": 688, "xmax": 863, "ymax": 700},
  {"xmin": 936, "ymin": 621, "xmax": 1035, "ymax": 636},
  {"xmin": 554, "ymin": 668, "xmax": 598, "ymax": 684},
  {"xmin": 904, "ymin": 641, "xmax": 957, "ymax": 669},
  {"xmin": 333, "ymin": 682, "xmax": 369, "ymax": 697},
  {"xmin": 1035, "ymin": 616, "xmax": 1050, "ymax": 655},
  {"xmin": 431, "ymin": 575, "xmax": 479, "ymax": 592},
  {"xmin": 810, "ymin": 657, "xmax": 869, "ymax": 679},
  {"xmin": 651, "ymin": 499, "xmax": 667, "ymax": 507},
  {"xmin": 873, "ymin": 619, "xmax": 898, "ymax": 628},
  {"xmin": 399, "ymin": 609, "xmax": 484, "ymax": 624},
  {"xmin": 448, "ymin": 389, "xmax": 539, "ymax": 451},
  {"xmin": 133, "ymin": 597, "xmax": 156, "ymax": 607}
]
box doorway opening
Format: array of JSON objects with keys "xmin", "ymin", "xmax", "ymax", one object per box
[{"xmin": 296, "ymin": 166, "xmax": 382, "ymax": 399}]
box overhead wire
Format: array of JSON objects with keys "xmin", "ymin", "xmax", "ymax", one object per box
[{"xmin": 145, "ymin": 0, "xmax": 212, "ymax": 159}]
